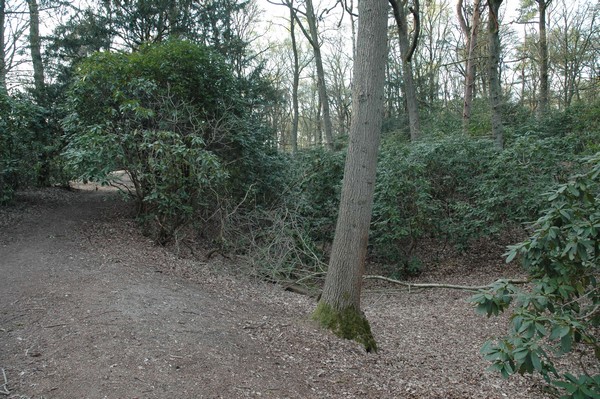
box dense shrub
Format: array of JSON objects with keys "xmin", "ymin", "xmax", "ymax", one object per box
[
  {"xmin": 0, "ymin": 93, "xmax": 56, "ymax": 204},
  {"xmin": 371, "ymin": 136, "xmax": 496, "ymax": 269},
  {"xmin": 471, "ymin": 153, "xmax": 600, "ymax": 398},
  {"xmin": 63, "ymin": 40, "xmax": 279, "ymax": 242},
  {"xmin": 254, "ymin": 109, "xmax": 598, "ymax": 279},
  {"xmin": 241, "ymin": 148, "xmax": 345, "ymax": 280},
  {"xmin": 291, "ymin": 148, "xmax": 345, "ymax": 244},
  {"xmin": 369, "ymin": 127, "xmax": 598, "ymax": 275},
  {"xmin": 477, "ymin": 132, "xmax": 584, "ymax": 227}
]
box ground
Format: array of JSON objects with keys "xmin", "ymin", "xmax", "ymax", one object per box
[{"xmin": 0, "ymin": 186, "xmax": 553, "ymax": 398}]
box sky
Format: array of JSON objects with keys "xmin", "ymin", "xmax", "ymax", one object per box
[{"xmin": 254, "ymin": 0, "xmax": 529, "ymax": 56}]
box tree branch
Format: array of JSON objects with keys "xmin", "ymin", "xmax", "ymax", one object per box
[
  {"xmin": 363, "ymin": 275, "xmax": 529, "ymax": 292},
  {"xmin": 407, "ymin": 0, "xmax": 420, "ymax": 62}
]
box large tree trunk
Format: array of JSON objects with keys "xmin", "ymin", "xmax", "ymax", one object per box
[
  {"xmin": 487, "ymin": 0, "xmax": 503, "ymax": 149},
  {"xmin": 0, "ymin": 0, "xmax": 6, "ymax": 94},
  {"xmin": 389, "ymin": 0, "xmax": 420, "ymax": 141},
  {"xmin": 537, "ymin": 0, "xmax": 550, "ymax": 118},
  {"xmin": 313, "ymin": 0, "xmax": 387, "ymax": 353},
  {"xmin": 457, "ymin": 0, "xmax": 482, "ymax": 134},
  {"xmin": 28, "ymin": 0, "xmax": 45, "ymax": 99}
]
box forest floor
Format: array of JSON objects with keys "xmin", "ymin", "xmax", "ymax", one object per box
[{"xmin": 0, "ymin": 186, "xmax": 561, "ymax": 398}]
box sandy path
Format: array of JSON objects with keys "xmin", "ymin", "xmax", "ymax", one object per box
[{"xmin": 0, "ymin": 188, "xmax": 547, "ymax": 398}]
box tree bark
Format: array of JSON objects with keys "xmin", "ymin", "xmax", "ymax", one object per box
[
  {"xmin": 389, "ymin": 0, "xmax": 420, "ymax": 141},
  {"xmin": 28, "ymin": 0, "xmax": 45, "ymax": 99},
  {"xmin": 487, "ymin": 0, "xmax": 503, "ymax": 149},
  {"xmin": 458, "ymin": 0, "xmax": 482, "ymax": 134},
  {"xmin": 313, "ymin": 0, "xmax": 388, "ymax": 353},
  {"xmin": 537, "ymin": 0, "xmax": 550, "ymax": 119}
]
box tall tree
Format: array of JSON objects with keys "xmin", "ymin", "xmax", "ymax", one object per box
[
  {"xmin": 296, "ymin": 0, "xmax": 334, "ymax": 149},
  {"xmin": 549, "ymin": 0, "xmax": 598, "ymax": 108},
  {"xmin": 457, "ymin": 0, "xmax": 482, "ymax": 133},
  {"xmin": 267, "ymin": 0, "xmax": 334, "ymax": 149},
  {"xmin": 0, "ymin": 0, "xmax": 6, "ymax": 94},
  {"xmin": 289, "ymin": 0, "xmax": 300, "ymax": 153},
  {"xmin": 536, "ymin": 0, "xmax": 551, "ymax": 118},
  {"xmin": 389, "ymin": 0, "xmax": 421, "ymax": 141},
  {"xmin": 487, "ymin": 0, "xmax": 503, "ymax": 149},
  {"xmin": 27, "ymin": 0, "xmax": 44, "ymax": 98},
  {"xmin": 313, "ymin": 0, "xmax": 388, "ymax": 352}
]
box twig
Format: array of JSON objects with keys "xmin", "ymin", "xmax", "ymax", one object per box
[
  {"xmin": 227, "ymin": 183, "xmax": 257, "ymax": 219},
  {"xmin": 1, "ymin": 368, "xmax": 10, "ymax": 395},
  {"xmin": 42, "ymin": 323, "xmax": 69, "ymax": 328},
  {"xmin": 363, "ymin": 275, "xmax": 529, "ymax": 292}
]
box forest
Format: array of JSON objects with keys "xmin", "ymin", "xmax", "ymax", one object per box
[{"xmin": 1, "ymin": 0, "xmax": 599, "ymax": 397}]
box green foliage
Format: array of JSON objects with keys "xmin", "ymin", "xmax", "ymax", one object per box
[
  {"xmin": 371, "ymin": 136, "xmax": 497, "ymax": 268},
  {"xmin": 239, "ymin": 148, "xmax": 344, "ymax": 281},
  {"xmin": 63, "ymin": 40, "xmax": 277, "ymax": 242},
  {"xmin": 470, "ymin": 154, "xmax": 600, "ymax": 398},
  {"xmin": 477, "ymin": 132, "xmax": 583, "ymax": 226},
  {"xmin": 0, "ymin": 92, "xmax": 57, "ymax": 204},
  {"xmin": 369, "ymin": 122, "xmax": 598, "ymax": 275},
  {"xmin": 292, "ymin": 148, "xmax": 345, "ymax": 243}
]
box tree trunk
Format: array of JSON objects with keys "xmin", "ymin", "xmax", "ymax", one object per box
[
  {"xmin": 289, "ymin": 0, "xmax": 299, "ymax": 153},
  {"xmin": 537, "ymin": 0, "xmax": 550, "ymax": 119},
  {"xmin": 389, "ymin": 0, "xmax": 421, "ymax": 141},
  {"xmin": 458, "ymin": 0, "xmax": 482, "ymax": 134},
  {"xmin": 313, "ymin": 0, "xmax": 388, "ymax": 353},
  {"xmin": 28, "ymin": 0, "xmax": 45, "ymax": 99},
  {"xmin": 487, "ymin": 0, "xmax": 503, "ymax": 149},
  {"xmin": 0, "ymin": 0, "xmax": 6, "ymax": 94}
]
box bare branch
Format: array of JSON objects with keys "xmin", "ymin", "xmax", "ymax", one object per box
[{"xmin": 363, "ymin": 275, "xmax": 529, "ymax": 292}]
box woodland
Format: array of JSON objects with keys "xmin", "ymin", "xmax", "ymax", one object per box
[{"xmin": 0, "ymin": 0, "xmax": 599, "ymax": 397}]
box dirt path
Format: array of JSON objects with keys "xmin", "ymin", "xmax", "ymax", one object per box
[{"xmin": 1, "ymin": 188, "xmax": 546, "ymax": 398}]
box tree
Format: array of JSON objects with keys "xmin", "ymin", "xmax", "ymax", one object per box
[
  {"xmin": 549, "ymin": 0, "xmax": 598, "ymax": 108},
  {"xmin": 389, "ymin": 0, "xmax": 421, "ymax": 141},
  {"xmin": 0, "ymin": 0, "xmax": 6, "ymax": 94},
  {"xmin": 289, "ymin": 0, "xmax": 299, "ymax": 153},
  {"xmin": 324, "ymin": 35, "xmax": 352, "ymax": 139},
  {"xmin": 313, "ymin": 0, "xmax": 388, "ymax": 352},
  {"xmin": 108, "ymin": 0, "xmax": 196, "ymax": 48},
  {"xmin": 292, "ymin": 0, "xmax": 335, "ymax": 149},
  {"xmin": 536, "ymin": 0, "xmax": 551, "ymax": 118},
  {"xmin": 413, "ymin": 0, "xmax": 453, "ymax": 110},
  {"xmin": 457, "ymin": 0, "xmax": 483, "ymax": 133},
  {"xmin": 487, "ymin": 0, "xmax": 503, "ymax": 149},
  {"xmin": 27, "ymin": 0, "xmax": 44, "ymax": 99}
]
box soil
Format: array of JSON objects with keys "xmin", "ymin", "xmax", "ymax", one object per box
[{"xmin": 0, "ymin": 186, "xmax": 561, "ymax": 398}]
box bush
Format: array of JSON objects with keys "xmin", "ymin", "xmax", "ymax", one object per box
[
  {"xmin": 0, "ymin": 93, "xmax": 54, "ymax": 204},
  {"xmin": 476, "ymin": 132, "xmax": 583, "ymax": 227},
  {"xmin": 371, "ymin": 136, "xmax": 497, "ymax": 269},
  {"xmin": 63, "ymin": 40, "xmax": 278, "ymax": 243},
  {"xmin": 471, "ymin": 153, "xmax": 600, "ymax": 398}
]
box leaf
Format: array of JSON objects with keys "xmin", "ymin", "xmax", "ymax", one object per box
[
  {"xmin": 560, "ymin": 334, "xmax": 573, "ymax": 353},
  {"xmin": 530, "ymin": 351, "xmax": 542, "ymax": 372},
  {"xmin": 506, "ymin": 248, "xmax": 518, "ymax": 263}
]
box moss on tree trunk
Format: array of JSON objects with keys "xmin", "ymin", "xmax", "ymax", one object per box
[{"xmin": 313, "ymin": 301, "xmax": 377, "ymax": 353}]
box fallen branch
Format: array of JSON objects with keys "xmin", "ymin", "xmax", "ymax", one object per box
[
  {"xmin": 43, "ymin": 323, "xmax": 69, "ymax": 328},
  {"xmin": 1, "ymin": 368, "xmax": 10, "ymax": 395},
  {"xmin": 363, "ymin": 275, "xmax": 529, "ymax": 292}
]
